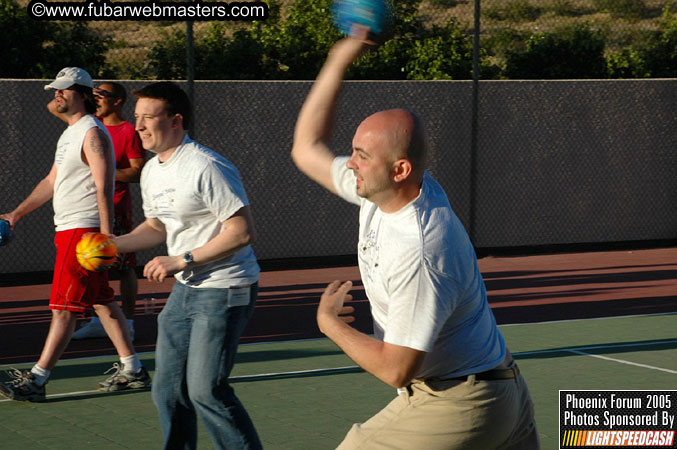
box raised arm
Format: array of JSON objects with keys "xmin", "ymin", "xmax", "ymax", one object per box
[
  {"xmin": 291, "ymin": 34, "xmax": 371, "ymax": 194},
  {"xmin": 82, "ymin": 127, "xmax": 115, "ymax": 235}
]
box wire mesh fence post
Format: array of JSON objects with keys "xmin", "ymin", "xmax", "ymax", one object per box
[
  {"xmin": 186, "ymin": 19, "xmax": 195, "ymax": 139},
  {"xmin": 469, "ymin": 0, "xmax": 481, "ymax": 243}
]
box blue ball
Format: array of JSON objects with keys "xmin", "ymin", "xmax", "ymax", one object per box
[
  {"xmin": 332, "ymin": 0, "xmax": 393, "ymax": 37},
  {"xmin": 0, "ymin": 219, "xmax": 14, "ymax": 247}
]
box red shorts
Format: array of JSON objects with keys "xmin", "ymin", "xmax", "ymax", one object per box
[{"xmin": 50, "ymin": 228, "xmax": 116, "ymax": 314}]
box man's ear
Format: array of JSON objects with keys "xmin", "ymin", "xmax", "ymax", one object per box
[
  {"xmin": 171, "ymin": 113, "xmax": 183, "ymax": 129},
  {"xmin": 392, "ymin": 159, "xmax": 413, "ymax": 183}
]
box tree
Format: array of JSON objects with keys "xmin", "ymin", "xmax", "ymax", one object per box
[
  {"xmin": 43, "ymin": 22, "xmax": 110, "ymax": 78},
  {"xmin": 1, "ymin": 0, "xmax": 55, "ymax": 77},
  {"xmin": 146, "ymin": 0, "xmax": 486, "ymax": 80},
  {"xmin": 147, "ymin": 28, "xmax": 191, "ymax": 80},
  {"xmin": 248, "ymin": 0, "xmax": 343, "ymax": 79},
  {"xmin": 0, "ymin": 0, "xmax": 109, "ymax": 78},
  {"xmin": 607, "ymin": 7, "xmax": 677, "ymax": 78},
  {"xmin": 505, "ymin": 24, "xmax": 608, "ymax": 79}
]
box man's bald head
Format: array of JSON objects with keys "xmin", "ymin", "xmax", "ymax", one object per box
[{"xmin": 355, "ymin": 109, "xmax": 427, "ymax": 181}]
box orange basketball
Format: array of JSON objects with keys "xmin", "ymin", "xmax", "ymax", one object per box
[{"xmin": 76, "ymin": 232, "xmax": 118, "ymax": 272}]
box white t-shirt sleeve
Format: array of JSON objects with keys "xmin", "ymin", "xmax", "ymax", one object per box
[
  {"xmin": 140, "ymin": 160, "xmax": 157, "ymax": 219},
  {"xmin": 331, "ymin": 156, "xmax": 361, "ymax": 206},
  {"xmin": 199, "ymin": 160, "xmax": 248, "ymax": 222}
]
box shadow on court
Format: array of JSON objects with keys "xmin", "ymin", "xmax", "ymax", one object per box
[
  {"xmin": 494, "ymin": 296, "xmax": 677, "ymax": 324},
  {"xmin": 485, "ymin": 269, "xmax": 677, "ymax": 292},
  {"xmin": 0, "ymin": 359, "xmax": 158, "ymax": 383},
  {"xmin": 235, "ymin": 347, "xmax": 346, "ymax": 364},
  {"xmin": 38, "ymin": 387, "xmax": 152, "ymax": 404}
]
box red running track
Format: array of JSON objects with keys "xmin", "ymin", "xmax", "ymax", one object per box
[{"xmin": 1, "ymin": 248, "xmax": 675, "ymax": 365}]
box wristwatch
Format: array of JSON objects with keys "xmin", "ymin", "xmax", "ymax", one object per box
[{"xmin": 183, "ymin": 251, "xmax": 194, "ymax": 267}]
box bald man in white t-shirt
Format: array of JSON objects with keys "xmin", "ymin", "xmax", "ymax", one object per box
[{"xmin": 290, "ymin": 32, "xmax": 540, "ymax": 450}]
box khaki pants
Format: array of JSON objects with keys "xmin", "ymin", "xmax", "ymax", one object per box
[{"xmin": 337, "ymin": 373, "xmax": 539, "ymax": 450}]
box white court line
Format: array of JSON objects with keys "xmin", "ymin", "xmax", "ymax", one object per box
[
  {"xmin": 0, "ymin": 389, "xmax": 100, "ymax": 403},
  {"xmin": 229, "ymin": 365, "xmax": 360, "ymax": 381},
  {"xmin": 515, "ymin": 339, "xmax": 677, "ymax": 356},
  {"xmin": 0, "ymin": 366, "xmax": 362, "ymax": 403},
  {"xmin": 2, "ymin": 338, "xmax": 676, "ymax": 403},
  {"xmin": 3, "ymin": 313, "xmax": 675, "ymax": 369},
  {"xmin": 567, "ymin": 349, "xmax": 677, "ymax": 374}
]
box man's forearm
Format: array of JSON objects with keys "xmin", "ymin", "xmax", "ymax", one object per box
[
  {"xmin": 116, "ymin": 167, "xmax": 142, "ymax": 183},
  {"xmin": 115, "ymin": 220, "xmax": 166, "ymax": 253},
  {"xmin": 11, "ymin": 177, "xmax": 54, "ymax": 223},
  {"xmin": 316, "ymin": 279, "xmax": 426, "ymax": 388},
  {"xmin": 187, "ymin": 208, "xmax": 256, "ymax": 268},
  {"xmin": 96, "ymin": 189, "xmax": 114, "ymax": 235},
  {"xmin": 319, "ymin": 313, "xmax": 421, "ymax": 388}
]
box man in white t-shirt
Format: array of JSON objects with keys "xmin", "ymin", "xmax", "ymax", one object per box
[
  {"xmin": 291, "ymin": 32, "xmax": 539, "ymax": 449},
  {"xmin": 114, "ymin": 82, "xmax": 262, "ymax": 449}
]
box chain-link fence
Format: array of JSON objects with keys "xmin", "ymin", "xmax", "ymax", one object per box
[
  {"xmin": 2, "ymin": 78, "xmax": 676, "ymax": 275},
  {"xmin": 1, "ymin": 0, "xmax": 676, "ymax": 276}
]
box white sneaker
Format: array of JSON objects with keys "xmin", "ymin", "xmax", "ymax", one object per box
[{"xmin": 72, "ymin": 319, "xmax": 107, "ymax": 339}]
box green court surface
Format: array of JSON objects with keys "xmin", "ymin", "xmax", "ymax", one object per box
[{"xmin": 1, "ymin": 313, "xmax": 676, "ymax": 449}]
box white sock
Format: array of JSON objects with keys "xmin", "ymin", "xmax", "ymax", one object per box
[
  {"xmin": 89, "ymin": 316, "xmax": 102, "ymax": 326},
  {"xmin": 30, "ymin": 364, "xmax": 50, "ymax": 386},
  {"xmin": 120, "ymin": 354, "xmax": 142, "ymax": 374}
]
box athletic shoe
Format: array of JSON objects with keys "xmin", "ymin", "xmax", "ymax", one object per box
[
  {"xmin": 72, "ymin": 319, "xmax": 135, "ymax": 341},
  {"xmin": 0, "ymin": 369, "xmax": 46, "ymax": 402},
  {"xmin": 98, "ymin": 363, "xmax": 151, "ymax": 392},
  {"xmin": 72, "ymin": 319, "xmax": 107, "ymax": 339}
]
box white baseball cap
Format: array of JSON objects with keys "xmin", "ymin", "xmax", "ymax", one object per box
[{"xmin": 44, "ymin": 67, "xmax": 94, "ymax": 91}]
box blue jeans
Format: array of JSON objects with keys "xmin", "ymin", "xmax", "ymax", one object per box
[{"xmin": 152, "ymin": 281, "xmax": 262, "ymax": 450}]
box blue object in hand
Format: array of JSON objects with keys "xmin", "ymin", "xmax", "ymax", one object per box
[
  {"xmin": 0, "ymin": 219, "xmax": 14, "ymax": 246},
  {"xmin": 332, "ymin": 0, "xmax": 393, "ymax": 38}
]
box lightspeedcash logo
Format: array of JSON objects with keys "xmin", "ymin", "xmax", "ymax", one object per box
[
  {"xmin": 560, "ymin": 391, "xmax": 677, "ymax": 449},
  {"xmin": 562, "ymin": 430, "xmax": 675, "ymax": 447}
]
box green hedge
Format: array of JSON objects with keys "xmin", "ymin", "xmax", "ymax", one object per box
[{"xmin": 1, "ymin": 0, "xmax": 675, "ymax": 80}]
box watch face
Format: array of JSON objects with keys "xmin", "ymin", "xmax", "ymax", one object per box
[{"xmin": 184, "ymin": 252, "xmax": 193, "ymax": 264}]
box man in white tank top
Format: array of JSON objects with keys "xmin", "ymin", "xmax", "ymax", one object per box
[
  {"xmin": 290, "ymin": 31, "xmax": 539, "ymax": 449},
  {"xmin": 0, "ymin": 68, "xmax": 149, "ymax": 403}
]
